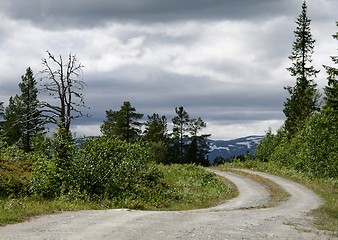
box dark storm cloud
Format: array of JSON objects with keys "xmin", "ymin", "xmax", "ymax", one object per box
[
  {"xmin": 2, "ymin": 0, "xmax": 297, "ymax": 28},
  {"xmin": 79, "ymin": 66, "xmax": 286, "ymax": 128},
  {"xmin": 1, "ymin": 0, "xmax": 337, "ymax": 139}
]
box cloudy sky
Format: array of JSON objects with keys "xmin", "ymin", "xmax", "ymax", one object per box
[{"xmin": 0, "ymin": 0, "xmax": 337, "ymax": 140}]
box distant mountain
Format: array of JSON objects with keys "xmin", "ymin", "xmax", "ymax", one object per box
[{"xmin": 207, "ymin": 135, "xmax": 264, "ymax": 164}]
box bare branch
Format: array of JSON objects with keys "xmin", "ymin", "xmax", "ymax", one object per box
[{"xmin": 39, "ymin": 51, "xmax": 89, "ymax": 132}]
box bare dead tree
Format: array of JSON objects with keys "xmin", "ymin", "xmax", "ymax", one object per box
[{"xmin": 39, "ymin": 51, "xmax": 88, "ymax": 133}]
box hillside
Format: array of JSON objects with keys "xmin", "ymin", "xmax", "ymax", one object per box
[{"xmin": 208, "ymin": 135, "xmax": 264, "ymax": 164}]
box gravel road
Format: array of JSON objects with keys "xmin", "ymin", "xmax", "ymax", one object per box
[{"xmin": 0, "ymin": 169, "xmax": 334, "ymax": 240}]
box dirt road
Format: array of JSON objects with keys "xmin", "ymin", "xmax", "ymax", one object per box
[{"xmin": 0, "ymin": 169, "xmax": 333, "ymax": 240}]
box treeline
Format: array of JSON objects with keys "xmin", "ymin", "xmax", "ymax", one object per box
[
  {"xmin": 255, "ymin": 2, "xmax": 337, "ymax": 179},
  {"xmin": 100, "ymin": 102, "xmax": 210, "ymax": 166},
  {"xmin": 0, "ymin": 52, "xmax": 211, "ymax": 202},
  {"xmin": 0, "ymin": 53, "xmax": 210, "ymax": 167}
]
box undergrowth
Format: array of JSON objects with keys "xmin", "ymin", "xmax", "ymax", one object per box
[{"xmin": 0, "ymin": 163, "xmax": 234, "ymax": 225}]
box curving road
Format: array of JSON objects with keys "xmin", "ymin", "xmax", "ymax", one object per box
[{"xmin": 0, "ymin": 169, "xmax": 332, "ymax": 240}]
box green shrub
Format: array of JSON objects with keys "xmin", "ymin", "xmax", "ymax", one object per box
[
  {"xmin": 31, "ymin": 137, "xmax": 165, "ymax": 200},
  {"xmin": 0, "ymin": 159, "xmax": 32, "ymax": 197},
  {"xmin": 291, "ymin": 109, "xmax": 338, "ymax": 178},
  {"xmin": 31, "ymin": 156, "xmax": 61, "ymax": 199},
  {"xmin": 256, "ymin": 109, "xmax": 337, "ymax": 179}
]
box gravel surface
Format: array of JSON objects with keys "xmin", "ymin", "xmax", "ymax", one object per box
[{"xmin": 0, "ymin": 169, "xmax": 334, "ymax": 240}]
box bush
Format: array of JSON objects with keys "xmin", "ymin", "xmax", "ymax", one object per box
[
  {"xmin": 290, "ymin": 109, "xmax": 338, "ymax": 178},
  {"xmin": 0, "ymin": 159, "xmax": 32, "ymax": 197},
  {"xmin": 256, "ymin": 109, "xmax": 338, "ymax": 179},
  {"xmin": 32, "ymin": 137, "xmax": 165, "ymax": 200},
  {"xmin": 255, "ymin": 128, "xmax": 286, "ymax": 162}
]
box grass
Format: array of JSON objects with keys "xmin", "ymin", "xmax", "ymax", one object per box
[
  {"xmin": 155, "ymin": 164, "xmax": 238, "ymax": 210},
  {"xmin": 0, "ymin": 197, "xmax": 100, "ymax": 226},
  {"xmin": 0, "ymin": 164, "xmax": 237, "ymax": 225},
  {"xmin": 220, "ymin": 160, "xmax": 338, "ymax": 235}
]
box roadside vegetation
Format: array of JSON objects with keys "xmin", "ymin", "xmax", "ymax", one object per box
[
  {"xmin": 0, "ymin": 141, "xmax": 234, "ymax": 225},
  {"xmin": 218, "ymin": 161, "xmax": 337, "ymax": 234},
  {"xmin": 0, "ymin": 1, "xmax": 337, "ymax": 234},
  {"xmin": 227, "ymin": 4, "xmax": 337, "ymax": 235},
  {"xmin": 213, "ymin": 7, "xmax": 337, "ymax": 234},
  {"xmin": 0, "ymin": 51, "xmax": 228, "ymax": 225}
]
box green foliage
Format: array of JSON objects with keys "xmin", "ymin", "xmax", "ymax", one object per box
[
  {"xmin": 143, "ymin": 113, "xmax": 168, "ymax": 142},
  {"xmin": 101, "ymin": 101, "xmax": 143, "ymax": 142},
  {"xmin": 171, "ymin": 106, "xmax": 190, "ymax": 162},
  {"xmin": 186, "ymin": 118, "xmax": 211, "ymax": 166},
  {"xmin": 0, "ymin": 196, "xmax": 100, "ymax": 225},
  {"xmin": 288, "ymin": 109, "xmax": 337, "ymax": 178},
  {"xmin": 73, "ymin": 137, "xmax": 155, "ymax": 199},
  {"xmin": 142, "ymin": 140, "xmax": 168, "ymax": 164},
  {"xmin": 255, "ymin": 128, "xmax": 285, "ymax": 162},
  {"xmin": 169, "ymin": 107, "xmax": 210, "ymax": 165},
  {"xmin": 3, "ymin": 96, "xmax": 22, "ymax": 146},
  {"xmin": 3, "ymin": 68, "xmax": 44, "ymax": 151},
  {"xmin": 31, "ymin": 137, "xmax": 166, "ymax": 200},
  {"xmin": 18, "ymin": 67, "xmax": 44, "ymax": 152},
  {"xmin": 0, "ymin": 164, "xmax": 233, "ymax": 225},
  {"xmin": 256, "ymin": 109, "xmax": 337, "ymax": 179},
  {"xmin": 156, "ymin": 164, "xmax": 233, "ymax": 210},
  {"xmin": 0, "ymin": 157, "xmax": 32, "ymax": 197},
  {"xmin": 284, "ymin": 0, "xmax": 320, "ymax": 137},
  {"xmin": 31, "ymin": 156, "xmax": 60, "ymax": 199},
  {"xmin": 31, "ymin": 133, "xmax": 52, "ymax": 156},
  {"xmin": 31, "ymin": 128, "xmax": 77, "ymax": 198},
  {"xmin": 0, "ymin": 145, "xmax": 30, "ymax": 162},
  {"xmin": 323, "ymin": 22, "xmax": 338, "ymax": 111}
]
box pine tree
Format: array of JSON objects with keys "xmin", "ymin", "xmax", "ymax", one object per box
[
  {"xmin": 187, "ymin": 117, "xmax": 211, "ymax": 166},
  {"xmin": 284, "ymin": 0, "xmax": 320, "ymax": 137},
  {"xmin": 323, "ymin": 22, "xmax": 338, "ymax": 111},
  {"xmin": 172, "ymin": 106, "xmax": 190, "ymax": 163},
  {"xmin": 143, "ymin": 113, "xmax": 168, "ymax": 142},
  {"xmin": 101, "ymin": 101, "xmax": 143, "ymax": 142}
]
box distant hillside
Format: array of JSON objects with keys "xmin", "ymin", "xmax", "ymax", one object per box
[{"xmin": 208, "ymin": 135, "xmax": 264, "ymax": 164}]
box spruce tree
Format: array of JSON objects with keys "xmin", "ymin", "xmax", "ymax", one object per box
[
  {"xmin": 3, "ymin": 96, "xmax": 22, "ymax": 146},
  {"xmin": 19, "ymin": 67, "xmax": 44, "ymax": 151},
  {"xmin": 323, "ymin": 22, "xmax": 338, "ymax": 111},
  {"xmin": 3, "ymin": 68, "xmax": 43, "ymax": 151},
  {"xmin": 284, "ymin": 0, "xmax": 320, "ymax": 137}
]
